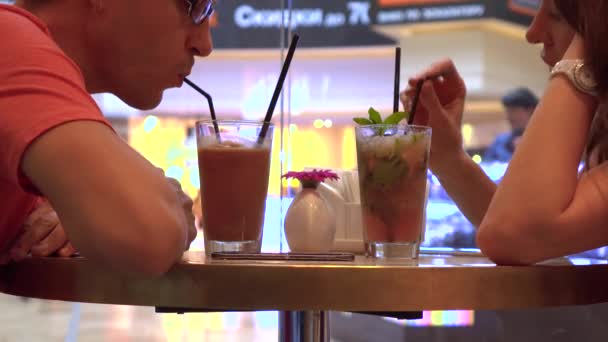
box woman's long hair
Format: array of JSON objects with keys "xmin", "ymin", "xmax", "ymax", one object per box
[{"xmin": 555, "ymin": 0, "xmax": 608, "ymax": 168}]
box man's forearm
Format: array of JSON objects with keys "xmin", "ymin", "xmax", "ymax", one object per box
[{"xmin": 432, "ymin": 151, "xmax": 497, "ymax": 227}]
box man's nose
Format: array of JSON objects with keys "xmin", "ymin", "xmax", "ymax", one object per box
[{"xmin": 187, "ymin": 21, "xmax": 213, "ymax": 57}]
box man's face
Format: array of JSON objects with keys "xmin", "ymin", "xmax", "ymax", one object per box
[
  {"xmin": 525, "ymin": 0, "xmax": 575, "ymax": 67},
  {"xmin": 506, "ymin": 107, "xmax": 533, "ymax": 132},
  {"xmin": 87, "ymin": 0, "xmax": 213, "ymax": 109}
]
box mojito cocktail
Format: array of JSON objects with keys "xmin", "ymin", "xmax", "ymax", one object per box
[{"xmin": 355, "ymin": 124, "xmax": 431, "ymax": 258}]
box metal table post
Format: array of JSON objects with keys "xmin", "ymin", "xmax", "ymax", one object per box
[{"xmin": 279, "ymin": 310, "xmax": 329, "ymax": 342}]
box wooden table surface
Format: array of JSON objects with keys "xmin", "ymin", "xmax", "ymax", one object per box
[{"xmin": 1, "ymin": 251, "xmax": 607, "ymax": 312}]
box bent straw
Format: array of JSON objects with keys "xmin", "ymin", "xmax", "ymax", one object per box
[
  {"xmin": 408, "ymin": 79, "xmax": 424, "ymax": 125},
  {"xmin": 257, "ymin": 34, "xmax": 300, "ymax": 144},
  {"xmin": 407, "ymin": 73, "xmax": 448, "ymax": 125},
  {"xmin": 184, "ymin": 78, "xmax": 221, "ymax": 141},
  {"xmin": 393, "ymin": 47, "xmax": 401, "ymax": 114}
]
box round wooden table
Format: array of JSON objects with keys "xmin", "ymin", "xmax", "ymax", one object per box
[{"xmin": 1, "ymin": 250, "xmax": 607, "ymax": 341}]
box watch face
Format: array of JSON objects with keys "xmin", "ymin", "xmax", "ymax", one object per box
[{"xmin": 575, "ymin": 64, "xmax": 597, "ymax": 91}]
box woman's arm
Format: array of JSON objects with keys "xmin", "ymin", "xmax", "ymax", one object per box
[
  {"xmin": 432, "ymin": 149, "xmax": 497, "ymax": 228},
  {"xmin": 403, "ymin": 59, "xmax": 497, "ymax": 227},
  {"xmin": 477, "ymin": 36, "xmax": 606, "ymax": 264}
]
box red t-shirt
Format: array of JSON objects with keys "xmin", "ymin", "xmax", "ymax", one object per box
[{"xmin": 0, "ymin": 5, "xmax": 113, "ymax": 252}]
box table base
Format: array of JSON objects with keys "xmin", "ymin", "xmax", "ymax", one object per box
[
  {"xmin": 155, "ymin": 307, "xmax": 422, "ymax": 341},
  {"xmin": 279, "ymin": 311, "xmax": 329, "ymax": 342}
]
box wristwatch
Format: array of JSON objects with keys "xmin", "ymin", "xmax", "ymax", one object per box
[{"xmin": 550, "ymin": 59, "xmax": 598, "ymax": 96}]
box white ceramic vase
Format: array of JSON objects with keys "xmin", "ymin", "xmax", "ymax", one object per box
[{"xmin": 284, "ymin": 187, "xmax": 336, "ymax": 253}]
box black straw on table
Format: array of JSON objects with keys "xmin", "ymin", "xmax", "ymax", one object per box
[
  {"xmin": 257, "ymin": 34, "xmax": 300, "ymax": 144},
  {"xmin": 408, "ymin": 79, "xmax": 425, "ymax": 125},
  {"xmin": 184, "ymin": 78, "xmax": 221, "ymax": 141},
  {"xmin": 393, "ymin": 46, "xmax": 401, "ymax": 114}
]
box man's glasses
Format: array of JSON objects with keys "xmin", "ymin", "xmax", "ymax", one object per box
[{"xmin": 185, "ymin": 0, "xmax": 214, "ymax": 25}]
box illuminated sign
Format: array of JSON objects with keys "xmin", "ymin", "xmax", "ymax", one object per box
[
  {"xmin": 371, "ymin": 0, "xmax": 540, "ymax": 26},
  {"xmin": 378, "ymin": 0, "xmax": 470, "ymax": 7},
  {"xmin": 375, "ymin": 5, "xmax": 486, "ymax": 24},
  {"xmin": 234, "ymin": 6, "xmax": 325, "ymax": 29},
  {"xmin": 373, "ymin": 1, "xmax": 486, "ymax": 25},
  {"xmin": 232, "ymin": 3, "xmax": 373, "ymax": 29},
  {"xmin": 210, "ymin": 0, "xmax": 538, "ymax": 48},
  {"xmin": 212, "ymin": 0, "xmax": 393, "ymax": 48}
]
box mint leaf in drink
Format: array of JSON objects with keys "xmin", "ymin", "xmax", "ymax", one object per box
[
  {"xmin": 353, "ymin": 107, "xmax": 408, "ymax": 127},
  {"xmin": 393, "ymin": 136, "xmax": 403, "ymax": 155},
  {"xmin": 368, "ymin": 107, "xmax": 382, "ymax": 124},
  {"xmin": 371, "ymin": 158, "xmax": 409, "ymax": 187},
  {"xmin": 411, "ymin": 132, "xmax": 420, "ymax": 144},
  {"xmin": 383, "ymin": 111, "xmax": 408, "ymax": 125},
  {"xmin": 353, "ymin": 117, "xmax": 373, "ymax": 125}
]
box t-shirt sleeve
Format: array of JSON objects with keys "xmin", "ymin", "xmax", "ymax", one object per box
[{"xmin": 0, "ymin": 10, "xmax": 114, "ymax": 191}]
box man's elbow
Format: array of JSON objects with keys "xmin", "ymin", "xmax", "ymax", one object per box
[
  {"xmin": 144, "ymin": 224, "xmax": 186, "ymax": 276},
  {"xmin": 142, "ymin": 245, "xmax": 183, "ymax": 276},
  {"xmin": 119, "ymin": 215, "xmax": 187, "ymax": 277},
  {"xmin": 135, "ymin": 257, "xmax": 176, "ymax": 277}
]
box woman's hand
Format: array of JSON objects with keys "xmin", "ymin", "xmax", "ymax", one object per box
[
  {"xmin": 400, "ymin": 58, "xmax": 467, "ymax": 173},
  {"xmin": 400, "ymin": 59, "xmax": 498, "ymax": 228}
]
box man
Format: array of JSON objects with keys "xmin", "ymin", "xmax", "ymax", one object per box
[
  {"xmin": 0, "ymin": 0, "xmax": 213, "ymax": 275},
  {"xmin": 483, "ymin": 87, "xmax": 539, "ymax": 163}
]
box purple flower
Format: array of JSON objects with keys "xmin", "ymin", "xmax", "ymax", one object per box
[{"xmin": 282, "ymin": 169, "xmax": 339, "ymax": 188}]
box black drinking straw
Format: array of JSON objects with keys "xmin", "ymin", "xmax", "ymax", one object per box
[
  {"xmin": 257, "ymin": 34, "xmax": 300, "ymax": 144},
  {"xmin": 184, "ymin": 78, "xmax": 221, "ymax": 140},
  {"xmin": 393, "ymin": 47, "xmax": 401, "ymax": 114},
  {"xmin": 408, "ymin": 79, "xmax": 425, "ymax": 125}
]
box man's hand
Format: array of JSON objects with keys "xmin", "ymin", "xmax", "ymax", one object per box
[
  {"xmin": 0, "ymin": 199, "xmax": 76, "ymax": 264},
  {"xmin": 165, "ymin": 177, "xmax": 197, "ymax": 249},
  {"xmin": 400, "ymin": 58, "xmax": 468, "ymax": 172}
]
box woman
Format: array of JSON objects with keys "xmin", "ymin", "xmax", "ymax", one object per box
[
  {"xmin": 405, "ymin": 0, "xmax": 608, "ymax": 264},
  {"xmin": 479, "ymin": 0, "xmax": 608, "ymax": 264}
]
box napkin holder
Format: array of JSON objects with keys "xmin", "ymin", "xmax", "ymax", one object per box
[{"xmin": 317, "ymin": 183, "xmax": 365, "ymax": 254}]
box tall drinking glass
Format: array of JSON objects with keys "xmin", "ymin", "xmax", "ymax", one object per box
[
  {"xmin": 355, "ymin": 124, "xmax": 431, "ymax": 259},
  {"xmin": 196, "ymin": 120, "xmax": 274, "ymax": 255}
]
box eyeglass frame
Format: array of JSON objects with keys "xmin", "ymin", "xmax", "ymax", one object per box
[{"xmin": 184, "ymin": 0, "xmax": 215, "ymax": 25}]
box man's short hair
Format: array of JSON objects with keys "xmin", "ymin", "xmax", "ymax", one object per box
[{"xmin": 501, "ymin": 87, "xmax": 538, "ymax": 109}]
